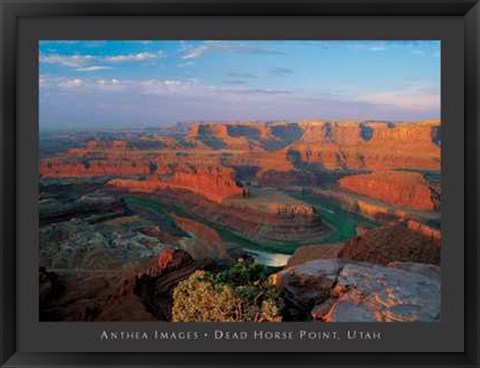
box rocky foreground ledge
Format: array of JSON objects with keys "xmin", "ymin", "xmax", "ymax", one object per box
[
  {"xmin": 275, "ymin": 259, "xmax": 440, "ymax": 322},
  {"xmin": 40, "ymin": 246, "xmax": 441, "ymax": 322}
]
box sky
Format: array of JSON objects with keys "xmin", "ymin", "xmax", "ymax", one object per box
[{"xmin": 39, "ymin": 40, "xmax": 440, "ymax": 131}]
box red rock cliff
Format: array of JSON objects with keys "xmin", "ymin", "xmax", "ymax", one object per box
[
  {"xmin": 292, "ymin": 120, "xmax": 440, "ymax": 171},
  {"xmin": 339, "ymin": 170, "xmax": 437, "ymax": 211},
  {"xmin": 40, "ymin": 140, "xmax": 152, "ymax": 178},
  {"xmin": 108, "ymin": 166, "xmax": 244, "ymax": 203},
  {"xmin": 40, "ymin": 120, "xmax": 441, "ymax": 179}
]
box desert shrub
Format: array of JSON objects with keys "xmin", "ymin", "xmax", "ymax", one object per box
[{"xmin": 172, "ymin": 262, "xmax": 283, "ymax": 322}]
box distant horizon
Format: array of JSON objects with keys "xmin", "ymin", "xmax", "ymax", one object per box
[
  {"xmin": 39, "ymin": 117, "xmax": 441, "ymax": 134},
  {"xmin": 40, "ymin": 40, "xmax": 441, "ymax": 130}
]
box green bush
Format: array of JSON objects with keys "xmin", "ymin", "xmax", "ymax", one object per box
[{"xmin": 172, "ymin": 261, "xmax": 283, "ymax": 322}]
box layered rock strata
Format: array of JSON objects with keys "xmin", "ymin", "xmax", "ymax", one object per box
[{"xmin": 339, "ymin": 170, "xmax": 437, "ymax": 210}]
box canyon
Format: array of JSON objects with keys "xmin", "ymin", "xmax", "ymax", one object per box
[
  {"xmin": 40, "ymin": 119, "xmax": 440, "ymax": 177},
  {"xmin": 40, "ymin": 120, "xmax": 441, "ymax": 217},
  {"xmin": 39, "ymin": 119, "xmax": 442, "ymax": 322}
]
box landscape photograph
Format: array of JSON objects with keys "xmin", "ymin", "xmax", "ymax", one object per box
[{"xmin": 39, "ymin": 40, "xmax": 441, "ymax": 323}]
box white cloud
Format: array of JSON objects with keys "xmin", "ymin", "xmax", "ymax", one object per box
[
  {"xmin": 58, "ymin": 78, "xmax": 84, "ymax": 88},
  {"xmin": 76, "ymin": 66, "xmax": 112, "ymax": 72},
  {"xmin": 358, "ymin": 83, "xmax": 440, "ymax": 111},
  {"xmin": 181, "ymin": 41, "xmax": 284, "ymax": 60},
  {"xmin": 104, "ymin": 51, "xmax": 164, "ymax": 62},
  {"xmin": 44, "ymin": 76, "xmax": 439, "ymax": 116},
  {"xmin": 98, "ymin": 78, "xmax": 120, "ymax": 85},
  {"xmin": 96, "ymin": 78, "xmax": 124, "ymax": 91},
  {"xmin": 136, "ymin": 79, "xmax": 200, "ymax": 95},
  {"xmin": 40, "ymin": 51, "xmax": 165, "ymax": 68},
  {"xmin": 46, "ymin": 76, "xmax": 293, "ymax": 100},
  {"xmin": 40, "ymin": 54, "xmax": 95, "ymax": 67},
  {"xmin": 182, "ymin": 45, "xmax": 209, "ymax": 59}
]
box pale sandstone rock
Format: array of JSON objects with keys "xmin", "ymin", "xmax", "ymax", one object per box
[
  {"xmin": 325, "ymin": 262, "xmax": 440, "ymax": 322},
  {"xmin": 277, "ymin": 259, "xmax": 440, "ymax": 322}
]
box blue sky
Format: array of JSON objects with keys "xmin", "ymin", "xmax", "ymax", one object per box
[{"xmin": 39, "ymin": 40, "xmax": 440, "ymax": 131}]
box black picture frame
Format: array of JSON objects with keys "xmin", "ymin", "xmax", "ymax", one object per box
[{"xmin": 1, "ymin": 0, "xmax": 479, "ymax": 367}]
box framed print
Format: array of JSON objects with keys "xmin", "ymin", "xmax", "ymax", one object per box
[{"xmin": 1, "ymin": 0, "xmax": 479, "ymax": 367}]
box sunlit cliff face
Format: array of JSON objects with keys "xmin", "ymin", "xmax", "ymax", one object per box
[{"xmin": 40, "ymin": 120, "xmax": 440, "ymax": 210}]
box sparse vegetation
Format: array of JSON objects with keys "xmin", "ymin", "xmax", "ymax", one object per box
[{"xmin": 172, "ymin": 261, "xmax": 283, "ymax": 322}]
